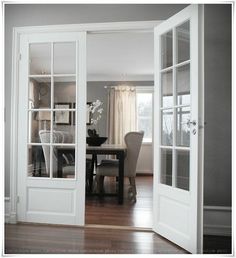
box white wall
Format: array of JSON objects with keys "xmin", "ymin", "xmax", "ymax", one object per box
[{"xmin": 136, "ymin": 144, "xmax": 153, "ymax": 174}]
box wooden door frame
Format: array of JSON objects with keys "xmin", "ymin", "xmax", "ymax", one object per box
[{"xmin": 9, "ymin": 15, "xmax": 204, "ymax": 253}]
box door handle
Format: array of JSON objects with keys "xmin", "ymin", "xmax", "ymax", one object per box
[{"xmin": 187, "ymin": 119, "xmax": 197, "ymax": 127}]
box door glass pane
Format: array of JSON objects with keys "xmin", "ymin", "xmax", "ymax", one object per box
[
  {"xmin": 176, "ymin": 64, "xmax": 190, "ymax": 106},
  {"xmin": 161, "ymin": 109, "xmax": 173, "ymax": 146},
  {"xmin": 29, "ymin": 43, "xmax": 51, "ymax": 75},
  {"xmin": 52, "ymin": 145, "xmax": 75, "ymax": 178},
  {"xmin": 161, "ymin": 70, "xmax": 173, "ymax": 107},
  {"xmin": 29, "ymin": 78, "xmax": 51, "ymax": 109},
  {"xmin": 28, "ymin": 145, "xmax": 50, "ymax": 177},
  {"xmin": 176, "ymin": 150, "xmax": 190, "ymax": 191},
  {"xmin": 29, "ymin": 111, "xmax": 51, "ymax": 143},
  {"xmin": 176, "ymin": 21, "xmax": 190, "ymax": 64},
  {"xmin": 160, "ymin": 148, "xmax": 172, "ymax": 186},
  {"xmin": 176, "ymin": 107, "xmax": 190, "ymax": 147},
  {"xmin": 54, "ymin": 76, "xmax": 76, "ymax": 104},
  {"xmin": 53, "ymin": 111, "xmax": 75, "ymax": 143},
  {"xmin": 161, "ymin": 30, "xmax": 173, "ymax": 69},
  {"xmin": 54, "ymin": 42, "xmax": 76, "ymax": 74}
]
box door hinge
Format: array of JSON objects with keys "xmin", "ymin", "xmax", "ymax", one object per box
[
  {"xmin": 17, "ymin": 196, "xmax": 20, "ymax": 203},
  {"xmin": 18, "ymin": 53, "xmax": 22, "ymax": 61}
]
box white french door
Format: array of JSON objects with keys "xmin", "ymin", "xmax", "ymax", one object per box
[
  {"xmin": 153, "ymin": 5, "xmax": 203, "ymax": 253},
  {"xmin": 17, "ymin": 32, "xmax": 87, "ymax": 225}
]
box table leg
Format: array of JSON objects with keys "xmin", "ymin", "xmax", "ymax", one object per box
[
  {"xmin": 118, "ymin": 151, "xmax": 124, "ymax": 204},
  {"xmin": 88, "ymin": 154, "xmax": 97, "ymax": 192}
]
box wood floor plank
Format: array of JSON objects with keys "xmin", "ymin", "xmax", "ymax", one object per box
[
  {"xmin": 85, "ymin": 175, "xmax": 153, "ymax": 227},
  {"xmin": 5, "ymin": 223, "xmax": 187, "ymax": 254}
]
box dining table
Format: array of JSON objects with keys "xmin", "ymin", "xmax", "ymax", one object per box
[{"xmin": 56, "ymin": 144, "xmax": 127, "ymax": 204}]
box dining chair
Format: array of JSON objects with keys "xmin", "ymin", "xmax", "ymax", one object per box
[
  {"xmin": 96, "ymin": 131, "xmax": 144, "ymax": 202},
  {"xmin": 39, "ymin": 130, "xmax": 75, "ymax": 177},
  {"xmin": 39, "ymin": 130, "xmax": 93, "ymax": 186}
]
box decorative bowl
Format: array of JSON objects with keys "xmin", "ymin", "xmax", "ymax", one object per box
[{"xmin": 86, "ymin": 137, "xmax": 108, "ymax": 146}]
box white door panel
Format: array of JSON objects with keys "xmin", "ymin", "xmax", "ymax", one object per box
[
  {"xmin": 17, "ymin": 32, "xmax": 86, "ymax": 225},
  {"xmin": 153, "ymin": 5, "xmax": 203, "ymax": 253}
]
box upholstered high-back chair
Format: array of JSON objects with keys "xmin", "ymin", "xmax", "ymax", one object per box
[
  {"xmin": 39, "ymin": 130, "xmax": 74, "ymax": 177},
  {"xmin": 39, "ymin": 130, "xmax": 51, "ymax": 176},
  {"xmin": 96, "ymin": 131, "xmax": 144, "ymax": 202}
]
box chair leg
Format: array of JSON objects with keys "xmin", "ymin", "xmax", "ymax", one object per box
[
  {"xmin": 129, "ymin": 177, "xmax": 137, "ymax": 195},
  {"xmin": 128, "ymin": 177, "xmax": 137, "ymax": 202}
]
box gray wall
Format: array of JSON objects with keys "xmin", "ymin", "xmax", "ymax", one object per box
[
  {"xmin": 204, "ymin": 4, "xmax": 232, "ymax": 206},
  {"xmin": 5, "ymin": 4, "xmax": 187, "ymax": 196}
]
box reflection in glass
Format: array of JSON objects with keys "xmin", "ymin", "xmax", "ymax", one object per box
[
  {"xmin": 161, "ymin": 109, "xmax": 173, "ymax": 146},
  {"xmin": 176, "ymin": 150, "xmax": 190, "ymax": 191},
  {"xmin": 161, "ymin": 70, "xmax": 173, "ymax": 107},
  {"xmin": 160, "ymin": 148, "xmax": 172, "ymax": 186},
  {"xmin": 28, "ymin": 111, "xmax": 51, "ymax": 143},
  {"xmin": 52, "ymin": 145, "xmax": 75, "ymax": 178},
  {"xmin": 28, "ymin": 145, "xmax": 50, "ymax": 177},
  {"xmin": 29, "ymin": 43, "xmax": 51, "ymax": 75},
  {"xmin": 161, "ymin": 30, "xmax": 173, "ymax": 69},
  {"xmin": 29, "ymin": 78, "xmax": 51, "ymax": 109},
  {"xmin": 54, "ymin": 77, "xmax": 76, "ymax": 104},
  {"xmin": 176, "ymin": 21, "xmax": 190, "ymax": 64},
  {"xmin": 176, "ymin": 107, "xmax": 190, "ymax": 147},
  {"xmin": 54, "ymin": 42, "xmax": 76, "ymax": 74},
  {"xmin": 176, "ymin": 64, "xmax": 190, "ymax": 106}
]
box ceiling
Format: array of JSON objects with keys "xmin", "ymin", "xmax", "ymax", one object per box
[
  {"xmin": 87, "ymin": 32, "xmax": 154, "ymax": 81},
  {"xmin": 29, "ymin": 32, "xmax": 154, "ymax": 82}
]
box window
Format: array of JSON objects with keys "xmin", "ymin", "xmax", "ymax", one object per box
[{"xmin": 136, "ymin": 89, "xmax": 153, "ymax": 143}]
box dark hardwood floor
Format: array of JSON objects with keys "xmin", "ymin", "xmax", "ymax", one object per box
[
  {"xmin": 85, "ymin": 175, "xmax": 153, "ymax": 228},
  {"xmin": 5, "ymin": 223, "xmax": 187, "ymax": 254}
]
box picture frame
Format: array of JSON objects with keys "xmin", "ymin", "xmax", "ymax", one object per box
[
  {"xmin": 54, "ymin": 103, "xmax": 71, "ymax": 125},
  {"xmin": 72, "ymin": 102, "xmax": 92, "ymax": 125}
]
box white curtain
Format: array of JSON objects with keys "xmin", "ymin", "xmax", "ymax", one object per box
[{"xmin": 107, "ymin": 86, "xmax": 136, "ymax": 145}]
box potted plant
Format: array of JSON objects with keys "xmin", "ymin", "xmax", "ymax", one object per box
[{"xmin": 87, "ymin": 100, "xmax": 107, "ymax": 146}]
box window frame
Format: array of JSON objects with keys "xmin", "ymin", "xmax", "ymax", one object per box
[{"xmin": 136, "ymin": 86, "xmax": 154, "ymax": 144}]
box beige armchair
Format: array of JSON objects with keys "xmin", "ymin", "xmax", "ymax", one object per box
[{"xmin": 96, "ymin": 131, "xmax": 144, "ymax": 202}]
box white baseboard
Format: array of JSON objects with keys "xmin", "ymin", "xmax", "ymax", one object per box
[
  {"xmin": 5, "ymin": 197, "xmax": 17, "ymax": 224},
  {"xmin": 203, "ymin": 206, "xmax": 231, "ymax": 236},
  {"xmin": 136, "ymin": 170, "xmax": 153, "ymax": 175}
]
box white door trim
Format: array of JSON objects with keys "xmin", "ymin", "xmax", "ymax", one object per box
[{"xmin": 9, "ymin": 20, "xmax": 163, "ymax": 224}]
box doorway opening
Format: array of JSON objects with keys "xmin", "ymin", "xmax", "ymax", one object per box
[{"xmin": 85, "ymin": 31, "xmax": 154, "ymax": 229}]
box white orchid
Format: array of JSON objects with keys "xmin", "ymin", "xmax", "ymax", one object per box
[{"xmin": 89, "ymin": 100, "xmax": 104, "ymax": 126}]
